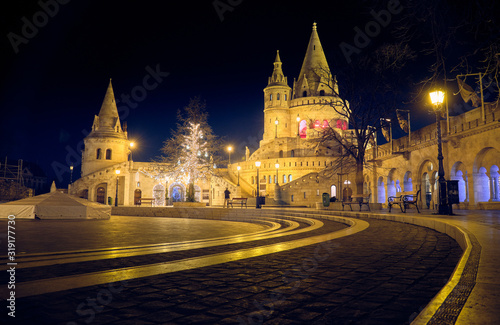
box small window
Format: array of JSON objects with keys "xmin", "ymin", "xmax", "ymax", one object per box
[
  {"xmin": 284, "ymin": 94, "xmax": 287, "ymax": 101},
  {"xmin": 316, "ymin": 189, "xmax": 320, "ymax": 196},
  {"xmin": 277, "ymin": 93, "xmax": 280, "ymax": 100},
  {"xmin": 96, "ymin": 148, "xmax": 102, "ymax": 159},
  {"xmin": 270, "ymin": 94, "xmax": 272, "ymax": 101},
  {"xmin": 291, "ymin": 150, "xmax": 295, "ymax": 157},
  {"xmin": 268, "ymin": 176, "xmax": 272, "ymax": 184},
  {"xmin": 283, "ymin": 174, "xmax": 287, "ymax": 183},
  {"xmin": 289, "ymin": 174, "xmax": 292, "ymax": 182},
  {"xmin": 279, "ymin": 150, "xmax": 284, "ymax": 158},
  {"xmin": 291, "ymin": 195, "xmax": 294, "ymax": 202},
  {"xmin": 105, "ymin": 149, "xmax": 112, "ymax": 160},
  {"xmin": 304, "ymin": 192, "xmax": 306, "ymax": 199},
  {"xmin": 137, "ymin": 182, "xmax": 140, "ymax": 187}
]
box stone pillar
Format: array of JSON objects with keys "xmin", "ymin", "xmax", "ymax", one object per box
[{"xmin": 467, "ymin": 173, "xmax": 475, "ymax": 206}]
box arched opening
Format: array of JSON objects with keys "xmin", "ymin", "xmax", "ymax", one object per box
[
  {"xmin": 291, "ymin": 150, "xmax": 295, "ymax": 157},
  {"xmin": 134, "ymin": 189, "xmax": 142, "ymax": 205},
  {"xmin": 283, "ymin": 174, "xmax": 287, "ymax": 183},
  {"xmin": 450, "ymin": 162, "xmax": 468, "ymax": 203},
  {"xmin": 279, "ymin": 150, "xmax": 284, "ymax": 158},
  {"xmin": 96, "ymin": 186, "xmax": 106, "ymax": 204},
  {"xmin": 319, "ymin": 90, "xmax": 325, "ymax": 96},
  {"xmin": 473, "ymin": 147, "xmax": 500, "ymax": 204},
  {"xmin": 387, "ymin": 169, "xmax": 397, "ymax": 199},
  {"xmin": 153, "ymin": 184, "xmax": 165, "ymax": 206},
  {"xmin": 299, "ymin": 120, "xmax": 307, "ymax": 138},
  {"xmin": 403, "ymin": 171, "xmax": 413, "ymax": 192},
  {"xmin": 490, "ymin": 165, "xmax": 500, "ymax": 201},
  {"xmin": 170, "ymin": 184, "xmax": 185, "ymax": 203},
  {"xmin": 105, "ymin": 149, "xmax": 112, "ymax": 160},
  {"xmin": 277, "ymin": 93, "xmax": 280, "ymax": 100},
  {"xmin": 288, "ymin": 174, "xmax": 292, "ymax": 182},
  {"xmin": 96, "ymin": 148, "xmax": 102, "ymax": 160},
  {"xmin": 302, "ymin": 91, "xmax": 307, "ymax": 97}
]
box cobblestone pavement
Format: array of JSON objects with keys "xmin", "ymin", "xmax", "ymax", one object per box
[{"xmin": 3, "ymin": 215, "xmax": 462, "ymax": 325}]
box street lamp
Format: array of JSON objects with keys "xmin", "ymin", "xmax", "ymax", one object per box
[
  {"xmin": 275, "ymin": 118, "xmax": 279, "ymax": 138},
  {"xmin": 430, "ymin": 90, "xmax": 448, "ymax": 215},
  {"xmin": 129, "ymin": 142, "xmax": 135, "ymax": 161},
  {"xmin": 275, "ymin": 162, "xmax": 279, "ymax": 184},
  {"xmin": 255, "ymin": 161, "xmax": 261, "ymax": 208},
  {"xmin": 237, "ymin": 165, "xmax": 241, "ymax": 186},
  {"xmin": 69, "ymin": 165, "xmax": 74, "ymax": 184},
  {"xmin": 227, "ymin": 146, "xmax": 233, "ymax": 165},
  {"xmin": 296, "ymin": 115, "xmax": 301, "ymax": 137},
  {"xmin": 115, "ymin": 169, "xmax": 120, "ymax": 207}
]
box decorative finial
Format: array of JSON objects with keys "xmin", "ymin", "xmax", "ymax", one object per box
[{"xmin": 313, "ymin": 22, "xmax": 317, "ymax": 30}]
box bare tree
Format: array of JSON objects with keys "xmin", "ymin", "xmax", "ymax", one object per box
[{"xmin": 313, "ymin": 43, "xmax": 415, "ymax": 196}]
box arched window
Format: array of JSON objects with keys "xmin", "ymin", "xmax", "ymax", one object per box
[
  {"xmin": 291, "ymin": 150, "xmax": 295, "ymax": 157},
  {"xmin": 277, "ymin": 93, "xmax": 280, "ymax": 100},
  {"xmin": 268, "ymin": 176, "xmax": 272, "ymax": 184},
  {"xmin": 263, "ymin": 175, "xmax": 266, "ymax": 183},
  {"xmin": 302, "ymin": 91, "xmax": 307, "ymax": 97},
  {"xmin": 288, "ymin": 174, "xmax": 293, "ymax": 182},
  {"xmin": 283, "ymin": 174, "xmax": 287, "ymax": 183},
  {"xmin": 319, "ymin": 90, "xmax": 325, "ymax": 96},
  {"xmin": 330, "ymin": 185, "xmax": 337, "ymax": 198},
  {"xmin": 279, "ymin": 150, "xmax": 283, "ymax": 158},
  {"xmin": 105, "ymin": 149, "xmax": 112, "ymax": 160},
  {"xmin": 96, "ymin": 148, "xmax": 102, "ymax": 159},
  {"xmin": 270, "ymin": 94, "xmax": 272, "ymax": 101},
  {"xmin": 284, "ymin": 94, "xmax": 287, "ymax": 101}
]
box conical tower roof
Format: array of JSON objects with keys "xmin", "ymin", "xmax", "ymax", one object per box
[
  {"xmin": 97, "ymin": 79, "xmax": 119, "ymax": 128},
  {"xmin": 295, "ymin": 23, "xmax": 332, "ymax": 97}
]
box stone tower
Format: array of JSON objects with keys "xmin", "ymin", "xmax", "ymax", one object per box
[
  {"xmin": 81, "ymin": 80, "xmax": 130, "ymax": 176},
  {"xmin": 263, "ymin": 51, "xmax": 292, "ymax": 143}
]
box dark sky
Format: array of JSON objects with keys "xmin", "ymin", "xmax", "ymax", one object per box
[{"xmin": 0, "ymin": 0, "xmax": 494, "ymax": 187}]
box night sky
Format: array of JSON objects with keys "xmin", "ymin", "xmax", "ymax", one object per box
[{"xmin": 0, "ymin": 0, "xmax": 495, "ymax": 188}]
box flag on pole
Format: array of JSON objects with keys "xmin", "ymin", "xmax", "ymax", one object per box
[
  {"xmin": 380, "ymin": 118, "xmax": 391, "ymax": 142},
  {"xmin": 457, "ymin": 77, "xmax": 481, "ymax": 107},
  {"xmin": 396, "ymin": 110, "xmax": 409, "ymax": 133}
]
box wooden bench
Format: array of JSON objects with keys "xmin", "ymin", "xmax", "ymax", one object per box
[
  {"xmin": 228, "ymin": 197, "xmax": 247, "ymax": 208},
  {"xmin": 138, "ymin": 198, "xmax": 155, "ymax": 207},
  {"xmin": 403, "ymin": 190, "xmax": 421, "ymax": 213},
  {"xmin": 342, "ymin": 193, "xmax": 371, "ymax": 211},
  {"xmin": 388, "ymin": 194, "xmax": 405, "ymax": 213},
  {"xmin": 388, "ymin": 190, "xmax": 421, "ymax": 213}
]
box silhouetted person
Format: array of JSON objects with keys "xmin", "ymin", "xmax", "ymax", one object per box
[{"xmin": 224, "ymin": 187, "xmax": 231, "ymax": 208}]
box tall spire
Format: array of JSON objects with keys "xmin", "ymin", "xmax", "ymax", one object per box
[
  {"xmin": 268, "ymin": 50, "xmax": 288, "ymax": 86},
  {"xmin": 295, "ymin": 22, "xmax": 332, "ymax": 97},
  {"xmin": 97, "ymin": 79, "xmax": 120, "ymax": 129}
]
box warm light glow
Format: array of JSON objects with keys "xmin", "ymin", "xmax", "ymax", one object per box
[
  {"xmin": 255, "ymin": 161, "xmax": 261, "ymax": 168},
  {"xmin": 275, "ymin": 163, "xmax": 279, "ymax": 169},
  {"xmin": 70, "ymin": 165, "xmax": 73, "ymax": 171},
  {"xmin": 237, "ymin": 165, "xmax": 241, "ymax": 171},
  {"xmin": 227, "ymin": 146, "xmax": 233, "ymax": 152},
  {"xmin": 296, "ymin": 115, "xmax": 300, "ymax": 122},
  {"xmin": 430, "ymin": 90, "xmax": 445, "ymax": 106},
  {"xmin": 275, "ymin": 119, "xmax": 279, "ymax": 125},
  {"xmin": 115, "ymin": 170, "xmax": 121, "ymax": 175},
  {"xmin": 130, "ymin": 142, "xmax": 135, "ymax": 148}
]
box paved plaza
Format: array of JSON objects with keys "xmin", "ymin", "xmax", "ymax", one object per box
[{"xmin": 0, "ymin": 208, "xmax": 498, "ymax": 324}]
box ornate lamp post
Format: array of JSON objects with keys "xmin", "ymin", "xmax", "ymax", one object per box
[
  {"xmin": 275, "ymin": 118, "xmax": 279, "ymax": 138},
  {"xmin": 227, "ymin": 146, "xmax": 233, "ymax": 165},
  {"xmin": 69, "ymin": 165, "xmax": 74, "ymax": 184},
  {"xmin": 275, "ymin": 162, "xmax": 279, "ymax": 185},
  {"xmin": 237, "ymin": 165, "xmax": 241, "ymax": 186},
  {"xmin": 115, "ymin": 169, "xmax": 120, "ymax": 207},
  {"xmin": 430, "ymin": 90, "xmax": 448, "ymax": 215},
  {"xmin": 296, "ymin": 115, "xmax": 301, "ymax": 137},
  {"xmin": 255, "ymin": 161, "xmax": 261, "ymax": 208}
]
